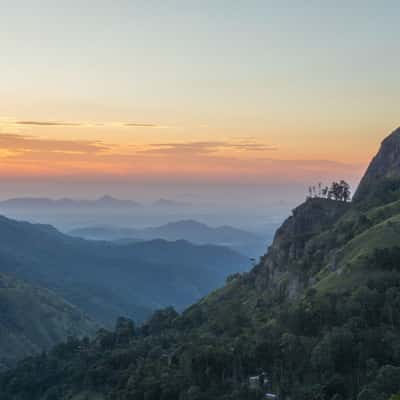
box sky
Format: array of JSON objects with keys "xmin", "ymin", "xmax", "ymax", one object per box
[{"xmin": 0, "ymin": 0, "xmax": 399, "ymax": 201}]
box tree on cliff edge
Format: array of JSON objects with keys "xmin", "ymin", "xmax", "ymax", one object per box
[{"xmin": 308, "ymin": 180, "xmax": 351, "ymax": 202}]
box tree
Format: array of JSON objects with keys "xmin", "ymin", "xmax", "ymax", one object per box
[
  {"xmin": 374, "ymin": 365, "xmax": 400, "ymax": 396},
  {"xmin": 328, "ymin": 181, "xmax": 351, "ymax": 202},
  {"xmin": 115, "ymin": 317, "xmax": 136, "ymax": 344},
  {"xmin": 357, "ymin": 388, "xmax": 381, "ymax": 400},
  {"xmin": 307, "ymin": 181, "xmax": 351, "ymax": 201},
  {"xmin": 340, "ymin": 180, "xmax": 351, "ymax": 202}
]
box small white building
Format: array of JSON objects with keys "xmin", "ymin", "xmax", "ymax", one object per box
[
  {"xmin": 249, "ymin": 373, "xmax": 270, "ymax": 390},
  {"xmin": 265, "ymin": 393, "xmax": 278, "ymax": 399},
  {"xmin": 249, "ymin": 376, "xmax": 261, "ymax": 390}
]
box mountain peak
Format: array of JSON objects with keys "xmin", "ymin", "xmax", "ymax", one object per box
[
  {"xmin": 98, "ymin": 195, "xmax": 115, "ymax": 201},
  {"xmin": 354, "ymin": 127, "xmax": 400, "ymax": 202},
  {"xmin": 382, "ymin": 126, "xmax": 400, "ymax": 143}
]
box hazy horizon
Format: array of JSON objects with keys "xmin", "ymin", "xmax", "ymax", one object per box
[
  {"xmin": 0, "ymin": 1, "xmax": 397, "ymax": 237},
  {"xmin": 0, "ymin": 177, "xmax": 364, "ymax": 232},
  {"xmin": 2, "ymin": 1, "xmax": 399, "ymax": 202}
]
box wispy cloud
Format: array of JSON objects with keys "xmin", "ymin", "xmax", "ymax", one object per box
[
  {"xmin": 0, "ymin": 133, "xmax": 110, "ymax": 155},
  {"xmin": 140, "ymin": 140, "xmax": 277, "ymax": 156},
  {"xmin": 5, "ymin": 120, "xmax": 165, "ymax": 129},
  {"xmin": 124, "ymin": 123, "xmax": 162, "ymax": 128},
  {"xmin": 15, "ymin": 121, "xmax": 84, "ymax": 127}
]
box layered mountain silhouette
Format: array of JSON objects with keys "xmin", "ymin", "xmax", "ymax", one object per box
[
  {"xmin": 0, "ymin": 216, "xmax": 248, "ymax": 328},
  {"xmin": 69, "ymin": 219, "xmax": 266, "ymax": 257},
  {"xmin": 152, "ymin": 198, "xmax": 192, "ymax": 207},
  {"xmin": 2, "ymin": 128, "xmax": 400, "ymax": 399},
  {"xmin": 0, "ymin": 195, "xmax": 141, "ymax": 209}
]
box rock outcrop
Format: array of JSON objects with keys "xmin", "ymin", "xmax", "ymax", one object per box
[
  {"xmin": 253, "ymin": 197, "xmax": 349, "ymax": 296},
  {"xmin": 354, "ymin": 127, "xmax": 400, "ymax": 201}
]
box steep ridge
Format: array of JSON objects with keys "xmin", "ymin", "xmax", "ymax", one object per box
[
  {"xmin": 354, "ymin": 127, "xmax": 400, "ymax": 204},
  {"xmin": 2, "ymin": 128, "xmax": 400, "ymax": 400},
  {"xmin": 0, "ymin": 272, "xmax": 97, "ymax": 368}
]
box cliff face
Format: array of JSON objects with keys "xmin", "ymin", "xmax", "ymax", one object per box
[
  {"xmin": 252, "ymin": 198, "xmax": 349, "ymax": 297},
  {"xmin": 263, "ymin": 198, "xmax": 349, "ymax": 267},
  {"xmin": 257, "ymin": 128, "xmax": 400, "ymax": 297},
  {"xmin": 354, "ymin": 127, "xmax": 400, "ymax": 201}
]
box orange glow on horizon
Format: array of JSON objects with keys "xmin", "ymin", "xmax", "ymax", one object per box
[{"xmin": 0, "ymin": 117, "xmax": 394, "ymax": 185}]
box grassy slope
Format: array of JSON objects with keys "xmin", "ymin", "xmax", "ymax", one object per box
[{"xmin": 316, "ymin": 201, "xmax": 400, "ymax": 293}]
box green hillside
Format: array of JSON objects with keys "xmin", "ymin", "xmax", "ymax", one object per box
[{"xmin": 0, "ymin": 272, "xmax": 97, "ymax": 368}]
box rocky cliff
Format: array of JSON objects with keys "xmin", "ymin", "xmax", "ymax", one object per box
[
  {"xmin": 354, "ymin": 127, "xmax": 400, "ymax": 202},
  {"xmin": 252, "ymin": 198, "xmax": 350, "ymax": 297}
]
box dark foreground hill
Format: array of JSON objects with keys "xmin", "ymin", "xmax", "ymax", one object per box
[
  {"xmin": 0, "ymin": 218, "xmax": 249, "ymax": 326},
  {"xmin": 0, "ymin": 272, "xmax": 97, "ymax": 368},
  {"xmin": 2, "ymin": 128, "xmax": 400, "ymax": 400}
]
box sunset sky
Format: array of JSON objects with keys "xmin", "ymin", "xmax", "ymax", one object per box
[{"xmin": 1, "ymin": 1, "xmax": 399, "ymax": 198}]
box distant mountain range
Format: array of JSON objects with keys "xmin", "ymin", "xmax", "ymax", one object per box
[
  {"xmin": 0, "ymin": 272, "xmax": 97, "ymax": 367},
  {"xmin": 152, "ymin": 198, "xmax": 192, "ymax": 207},
  {"xmin": 0, "ymin": 196, "xmax": 196, "ymax": 209},
  {"xmin": 0, "ymin": 215, "xmax": 248, "ymax": 329},
  {"xmin": 69, "ymin": 219, "xmax": 267, "ymax": 257},
  {"xmin": 0, "ymin": 195, "xmax": 141, "ymax": 209}
]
